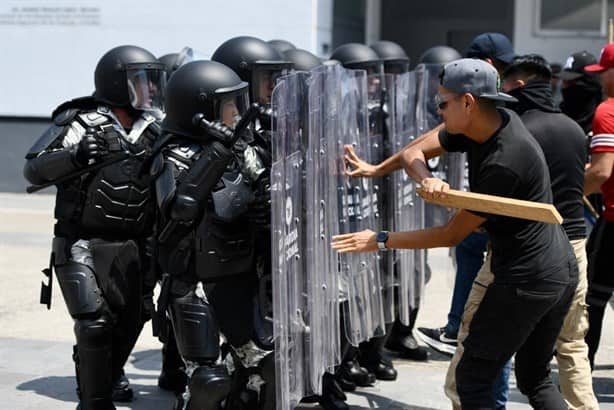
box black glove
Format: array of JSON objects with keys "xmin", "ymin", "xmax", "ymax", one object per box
[
  {"xmin": 74, "ymin": 128, "xmax": 108, "ymax": 164},
  {"xmin": 248, "ymin": 172, "xmax": 271, "ymax": 228}
]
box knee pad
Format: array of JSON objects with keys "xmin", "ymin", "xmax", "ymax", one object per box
[
  {"xmin": 55, "ymin": 261, "xmax": 103, "ymax": 317},
  {"xmin": 74, "ymin": 317, "xmax": 112, "ymax": 348},
  {"xmin": 170, "ymin": 290, "xmax": 220, "ymax": 363},
  {"xmin": 187, "ymin": 365, "xmax": 231, "ymax": 410}
]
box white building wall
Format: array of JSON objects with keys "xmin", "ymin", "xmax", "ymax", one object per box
[
  {"xmin": 0, "ymin": 0, "xmax": 333, "ymax": 117},
  {"xmin": 513, "ymin": 0, "xmax": 607, "ymax": 65}
]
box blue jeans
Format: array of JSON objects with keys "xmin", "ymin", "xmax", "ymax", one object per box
[
  {"xmin": 445, "ymin": 231, "xmax": 489, "ymax": 337},
  {"xmin": 494, "ymin": 360, "xmax": 512, "ymax": 409},
  {"xmin": 446, "ymin": 232, "xmax": 512, "ymax": 408}
]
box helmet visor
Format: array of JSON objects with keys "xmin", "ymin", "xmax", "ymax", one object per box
[
  {"xmin": 251, "ymin": 64, "xmax": 291, "ymax": 106},
  {"xmin": 214, "ymin": 91, "xmax": 250, "ymax": 128},
  {"xmin": 126, "ymin": 68, "xmax": 167, "ymax": 114},
  {"xmin": 384, "ymin": 61, "xmax": 409, "ymax": 74}
]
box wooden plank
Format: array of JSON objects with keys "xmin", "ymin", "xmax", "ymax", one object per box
[{"xmin": 416, "ymin": 187, "xmax": 563, "ymax": 224}]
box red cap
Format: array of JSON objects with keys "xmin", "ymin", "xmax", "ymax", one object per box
[{"xmin": 585, "ymin": 44, "xmax": 614, "ymax": 72}]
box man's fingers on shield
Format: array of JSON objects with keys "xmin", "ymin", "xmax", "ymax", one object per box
[
  {"xmin": 332, "ymin": 233, "xmax": 356, "ymax": 241},
  {"xmin": 344, "ymin": 144, "xmax": 356, "ymax": 156}
]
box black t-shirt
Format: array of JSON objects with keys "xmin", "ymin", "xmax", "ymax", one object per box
[
  {"xmin": 520, "ymin": 110, "xmax": 587, "ymax": 240},
  {"xmin": 439, "ymin": 108, "xmax": 574, "ymax": 283}
]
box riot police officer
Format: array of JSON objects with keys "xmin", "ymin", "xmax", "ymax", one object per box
[
  {"xmin": 152, "ymin": 59, "xmax": 274, "ymax": 410},
  {"xmin": 212, "ymin": 35, "xmax": 292, "ymax": 355},
  {"xmin": 23, "ymin": 45, "xmax": 166, "ymax": 410},
  {"xmin": 330, "ymin": 42, "xmax": 398, "ymax": 383},
  {"xmin": 267, "ymin": 39, "xmax": 296, "ymax": 55},
  {"xmin": 418, "ymin": 45, "xmax": 462, "ymax": 66},
  {"xmin": 369, "ymin": 40, "xmax": 410, "ymax": 73},
  {"xmin": 212, "ymin": 36, "xmax": 353, "ymax": 410},
  {"xmin": 282, "ymin": 48, "xmax": 323, "ymax": 72}
]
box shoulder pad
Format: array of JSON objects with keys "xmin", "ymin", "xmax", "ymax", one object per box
[
  {"xmin": 25, "ymin": 124, "xmax": 68, "ymax": 159},
  {"xmin": 51, "ymin": 96, "xmax": 98, "ymax": 121},
  {"xmin": 147, "ymin": 120, "xmax": 162, "ymax": 138},
  {"xmin": 53, "ymin": 108, "xmax": 80, "ymax": 126}
]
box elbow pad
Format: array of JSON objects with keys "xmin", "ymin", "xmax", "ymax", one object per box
[
  {"xmin": 176, "ymin": 141, "xmax": 234, "ymax": 203},
  {"xmin": 169, "ymin": 194, "xmax": 200, "ymax": 223},
  {"xmin": 23, "ymin": 148, "xmax": 79, "ymax": 186}
]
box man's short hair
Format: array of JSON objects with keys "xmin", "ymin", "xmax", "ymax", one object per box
[{"xmin": 503, "ymin": 54, "xmax": 552, "ymax": 83}]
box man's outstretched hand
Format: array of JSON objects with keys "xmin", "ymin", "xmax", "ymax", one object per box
[
  {"xmin": 344, "ymin": 145, "xmax": 379, "ymax": 177},
  {"xmin": 331, "ymin": 229, "xmax": 377, "ymax": 253}
]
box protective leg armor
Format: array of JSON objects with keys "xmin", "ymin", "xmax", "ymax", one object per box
[{"xmin": 74, "ymin": 317, "xmax": 114, "ymax": 410}]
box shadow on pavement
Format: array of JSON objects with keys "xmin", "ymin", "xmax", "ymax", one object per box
[
  {"xmin": 17, "ymin": 375, "xmax": 78, "ymax": 403},
  {"xmin": 130, "ymin": 349, "xmax": 163, "ymax": 372},
  {"xmin": 16, "ymin": 374, "xmax": 175, "ymax": 408},
  {"xmin": 593, "ymin": 376, "xmax": 614, "ymax": 403},
  {"xmin": 350, "ymin": 389, "xmax": 439, "ymax": 409}
]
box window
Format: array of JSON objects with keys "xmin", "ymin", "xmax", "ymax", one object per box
[{"xmin": 536, "ymin": 0, "xmax": 607, "ymax": 36}]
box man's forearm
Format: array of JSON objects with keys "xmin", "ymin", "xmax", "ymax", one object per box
[
  {"xmin": 387, "ymin": 226, "xmax": 459, "ymax": 250},
  {"xmin": 375, "ymin": 123, "xmax": 444, "ymax": 177},
  {"xmin": 400, "ymin": 148, "xmax": 433, "ymax": 183},
  {"xmin": 584, "ymin": 170, "xmax": 607, "ymax": 195}
]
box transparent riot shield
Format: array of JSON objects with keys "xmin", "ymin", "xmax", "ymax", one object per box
[
  {"xmin": 415, "ymin": 63, "xmax": 454, "ymax": 227},
  {"xmin": 271, "ymin": 73, "xmax": 306, "ymax": 409},
  {"xmin": 307, "ymin": 65, "xmax": 344, "ymax": 371},
  {"xmin": 372, "ymin": 73, "xmax": 396, "ymax": 324},
  {"xmin": 336, "ymin": 68, "xmax": 385, "ymax": 345},
  {"xmin": 388, "ymin": 71, "xmax": 419, "ymax": 325},
  {"xmin": 273, "ymin": 71, "xmax": 335, "ymax": 407}
]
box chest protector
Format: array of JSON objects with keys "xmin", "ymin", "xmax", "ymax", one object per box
[
  {"xmin": 79, "ymin": 128, "xmax": 156, "ymax": 238},
  {"xmin": 193, "ymin": 168, "xmax": 255, "ymax": 281}
]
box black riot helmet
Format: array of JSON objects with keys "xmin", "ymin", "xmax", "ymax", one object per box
[
  {"xmin": 418, "ymin": 45, "xmax": 462, "ymax": 65},
  {"xmin": 161, "ymin": 60, "xmax": 250, "ymax": 140},
  {"xmin": 330, "ymin": 43, "xmax": 383, "ymax": 74},
  {"xmin": 94, "ymin": 45, "xmax": 166, "ymax": 114},
  {"xmin": 212, "ymin": 36, "xmax": 292, "ymax": 106},
  {"xmin": 267, "ymin": 39, "xmax": 296, "ymax": 55},
  {"xmin": 369, "ymin": 41, "xmax": 410, "ymax": 74},
  {"xmin": 283, "ymin": 49, "xmax": 322, "ymax": 72},
  {"xmin": 158, "ymin": 53, "xmax": 181, "ymax": 78}
]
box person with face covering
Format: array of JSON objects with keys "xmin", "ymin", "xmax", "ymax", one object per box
[
  {"xmin": 502, "ymin": 54, "xmax": 598, "ymax": 410},
  {"xmin": 559, "ymin": 51, "xmax": 603, "ymax": 135}
]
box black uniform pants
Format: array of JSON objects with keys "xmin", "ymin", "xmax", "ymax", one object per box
[
  {"xmin": 586, "ymin": 217, "xmax": 614, "ymax": 368},
  {"xmin": 456, "ymin": 265, "xmax": 577, "ymax": 409}
]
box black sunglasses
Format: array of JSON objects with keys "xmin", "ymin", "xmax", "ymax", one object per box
[{"xmin": 434, "ymin": 94, "xmax": 460, "ymax": 110}]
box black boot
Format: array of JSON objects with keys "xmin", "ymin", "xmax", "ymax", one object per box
[
  {"xmin": 359, "ymin": 336, "xmax": 397, "ymax": 381},
  {"xmin": 386, "ymin": 311, "xmax": 428, "ymax": 361},
  {"xmin": 336, "ymin": 358, "xmax": 375, "ymax": 389},
  {"xmin": 111, "ymin": 369, "xmax": 134, "ymax": 402},
  {"xmin": 318, "ymin": 373, "xmax": 349, "ymax": 410}
]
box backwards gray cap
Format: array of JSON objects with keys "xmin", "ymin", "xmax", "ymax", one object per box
[{"xmin": 440, "ymin": 58, "xmax": 517, "ymax": 103}]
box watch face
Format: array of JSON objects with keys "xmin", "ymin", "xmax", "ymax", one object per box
[{"xmin": 377, "ymin": 231, "xmax": 388, "ymax": 243}]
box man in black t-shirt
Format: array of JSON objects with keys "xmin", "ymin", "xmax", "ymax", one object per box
[{"xmin": 332, "ymin": 58, "xmax": 577, "ymax": 409}]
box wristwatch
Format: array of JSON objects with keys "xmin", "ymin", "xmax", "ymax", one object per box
[{"xmin": 376, "ymin": 230, "xmax": 389, "ymax": 250}]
